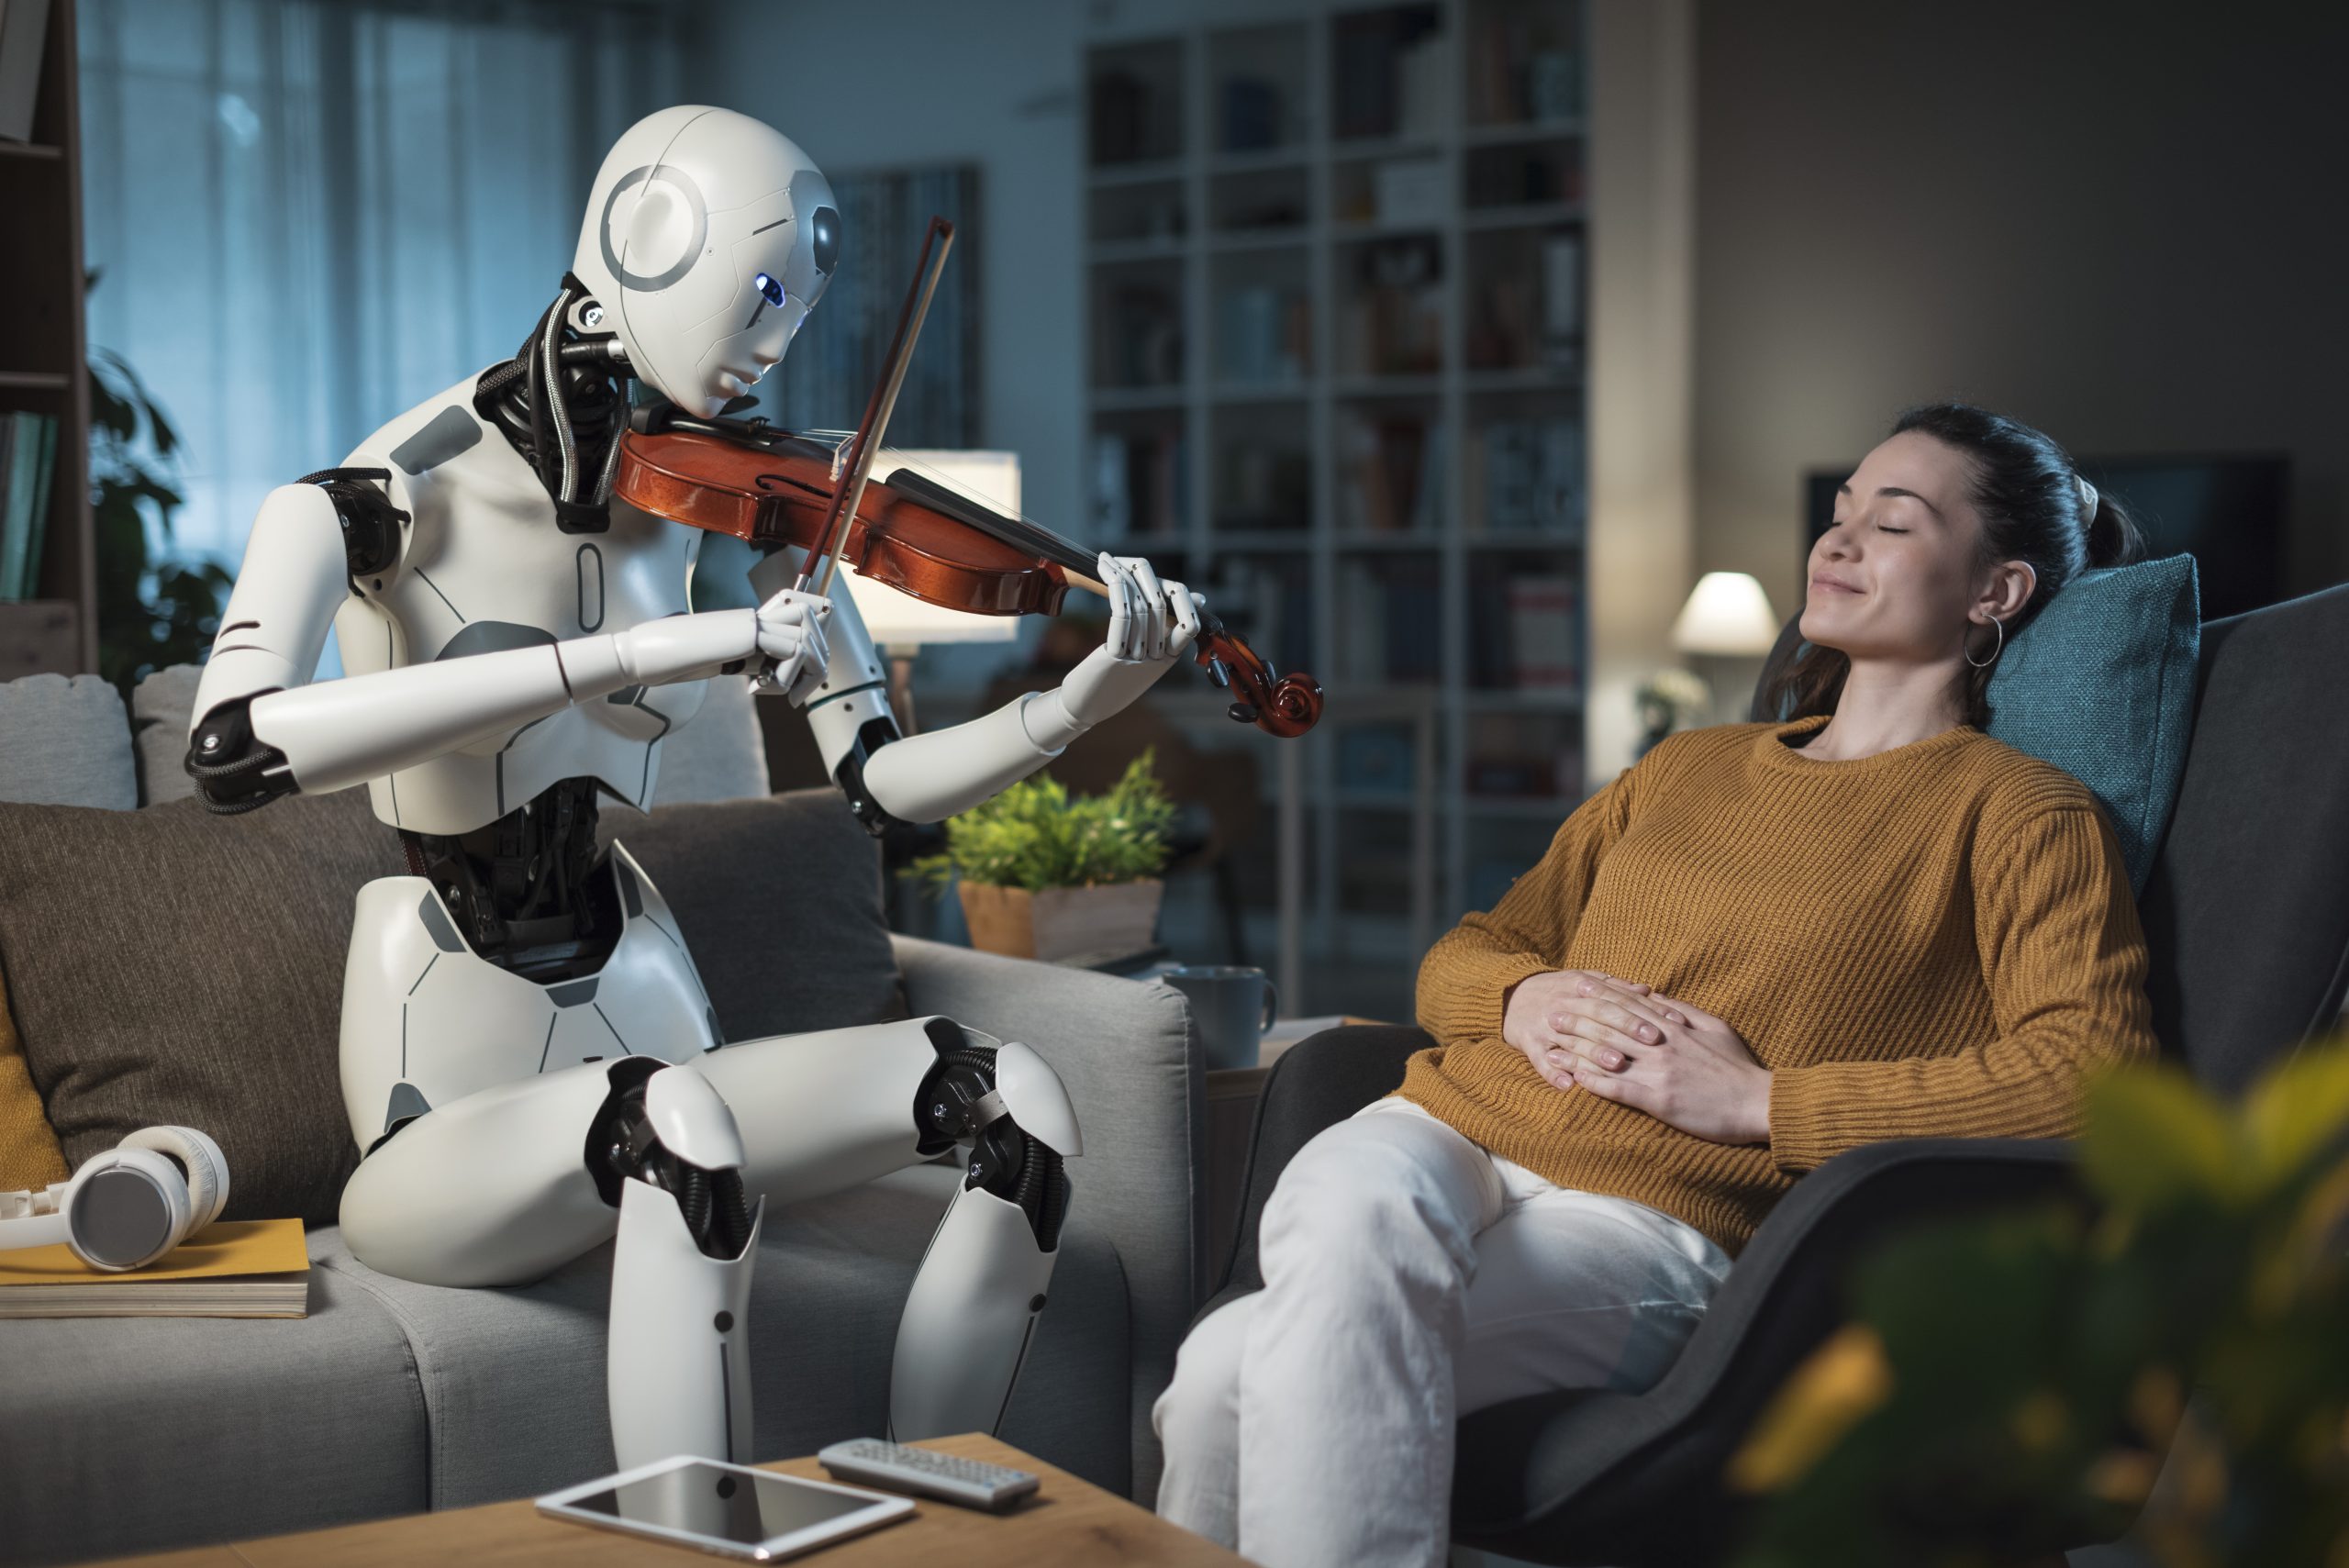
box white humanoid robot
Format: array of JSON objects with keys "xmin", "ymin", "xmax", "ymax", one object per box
[{"xmin": 184, "ymin": 106, "xmax": 1203, "ymax": 1469}]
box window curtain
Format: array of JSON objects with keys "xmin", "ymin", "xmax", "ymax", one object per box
[{"xmin": 79, "ymin": 0, "xmax": 682, "ymax": 571}]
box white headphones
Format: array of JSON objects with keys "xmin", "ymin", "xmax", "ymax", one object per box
[{"xmin": 0, "ymin": 1127, "xmax": 231, "ymax": 1273}]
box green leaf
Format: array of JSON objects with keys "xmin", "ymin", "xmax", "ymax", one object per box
[
  {"xmin": 2241, "ymin": 1036, "xmax": 2349, "ymax": 1189},
  {"xmin": 2078, "ymin": 1065, "xmax": 2241, "ymax": 1208}
]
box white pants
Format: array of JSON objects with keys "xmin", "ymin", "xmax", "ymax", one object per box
[{"xmin": 1153, "ymin": 1098, "xmax": 1731, "ymax": 1568}]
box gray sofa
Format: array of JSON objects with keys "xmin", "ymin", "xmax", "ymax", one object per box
[{"xmin": 0, "ymin": 669, "xmax": 1208, "ymax": 1567}]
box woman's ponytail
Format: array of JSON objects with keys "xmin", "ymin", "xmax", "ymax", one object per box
[{"xmin": 2083, "ymin": 486, "xmax": 2149, "ymax": 569}]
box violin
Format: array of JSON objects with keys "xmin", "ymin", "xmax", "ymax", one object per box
[{"xmin": 611, "ymin": 219, "xmax": 1321, "ymax": 739}]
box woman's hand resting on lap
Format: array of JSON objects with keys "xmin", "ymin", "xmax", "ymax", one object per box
[{"xmin": 1500, "ymin": 971, "xmax": 1772, "ymax": 1147}]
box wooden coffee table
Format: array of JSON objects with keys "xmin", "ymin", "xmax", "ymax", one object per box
[{"xmin": 84, "ymin": 1434, "xmax": 1244, "ymax": 1567}]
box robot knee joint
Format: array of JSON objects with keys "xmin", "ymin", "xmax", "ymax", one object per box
[
  {"xmin": 911, "ymin": 1022, "xmax": 1073, "ymax": 1252},
  {"xmin": 587, "ymin": 1060, "xmax": 754, "ymax": 1262}
]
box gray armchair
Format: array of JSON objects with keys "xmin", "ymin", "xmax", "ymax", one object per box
[{"xmin": 1209, "ymin": 582, "xmax": 2349, "ymax": 1565}]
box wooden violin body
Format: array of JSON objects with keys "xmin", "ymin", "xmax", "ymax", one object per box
[
  {"xmin": 614, "ymin": 416, "xmax": 1324, "ymax": 738},
  {"xmin": 618, "ymin": 422, "xmax": 1074, "ymax": 617}
]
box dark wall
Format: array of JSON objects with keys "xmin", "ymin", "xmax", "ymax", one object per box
[{"xmin": 1693, "ymin": 0, "xmax": 2349, "ymax": 617}]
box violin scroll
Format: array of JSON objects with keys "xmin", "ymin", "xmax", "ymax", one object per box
[{"xmin": 1195, "ymin": 622, "xmax": 1322, "ymax": 739}]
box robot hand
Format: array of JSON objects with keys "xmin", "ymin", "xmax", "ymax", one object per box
[
  {"xmin": 1052, "ymin": 553, "xmax": 1204, "ymax": 730},
  {"xmin": 749, "ymin": 587, "xmax": 832, "ymax": 706}
]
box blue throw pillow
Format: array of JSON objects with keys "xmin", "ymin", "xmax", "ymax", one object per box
[{"xmin": 1984, "ymin": 553, "xmax": 2200, "ymax": 895}]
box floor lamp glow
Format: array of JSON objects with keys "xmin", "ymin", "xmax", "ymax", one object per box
[
  {"xmin": 1669, "ymin": 571, "xmax": 1781, "ymax": 726},
  {"xmin": 838, "ymin": 450, "xmax": 1022, "ymax": 734}
]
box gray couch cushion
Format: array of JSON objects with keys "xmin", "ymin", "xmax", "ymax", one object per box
[
  {"xmin": 0, "ymin": 673, "xmax": 136, "ymax": 810},
  {"xmin": 607, "ymin": 793, "xmax": 908, "ymax": 1040},
  {"xmin": 129, "ymin": 662, "xmax": 204, "ymax": 807},
  {"xmin": 313, "ymin": 1164, "xmax": 1128, "ymax": 1509},
  {"xmin": 0, "ymin": 1229, "xmax": 429, "ymax": 1568}
]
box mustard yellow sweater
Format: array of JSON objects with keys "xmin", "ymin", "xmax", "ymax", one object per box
[{"xmin": 1399, "ymin": 714, "xmax": 2158, "ymax": 1257}]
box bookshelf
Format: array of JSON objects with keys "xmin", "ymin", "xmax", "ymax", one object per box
[
  {"xmin": 0, "ymin": 0, "xmax": 95, "ymax": 679},
  {"xmin": 1085, "ymin": 0, "xmax": 1589, "ymax": 1018}
]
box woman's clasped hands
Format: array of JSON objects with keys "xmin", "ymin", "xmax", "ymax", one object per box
[{"xmin": 1499, "ymin": 970, "xmax": 1772, "ymax": 1147}]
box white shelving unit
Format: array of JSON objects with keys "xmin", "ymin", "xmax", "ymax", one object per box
[{"xmin": 1085, "ymin": 1, "xmax": 1590, "ymax": 1018}]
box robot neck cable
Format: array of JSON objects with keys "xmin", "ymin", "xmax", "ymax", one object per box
[{"xmin": 475, "ymin": 272, "xmax": 636, "ymax": 534}]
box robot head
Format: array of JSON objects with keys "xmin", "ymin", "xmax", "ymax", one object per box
[{"xmin": 572, "ymin": 106, "xmax": 840, "ymax": 417}]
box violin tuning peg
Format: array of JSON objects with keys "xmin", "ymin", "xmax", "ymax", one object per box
[{"xmin": 1228, "ymin": 701, "xmax": 1259, "ymax": 725}]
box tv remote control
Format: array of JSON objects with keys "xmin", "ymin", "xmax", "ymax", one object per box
[{"xmin": 817, "ymin": 1440, "xmax": 1041, "ymax": 1512}]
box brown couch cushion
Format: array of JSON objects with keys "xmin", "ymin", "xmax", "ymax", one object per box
[{"xmin": 0, "ymin": 787, "xmax": 902, "ymax": 1225}]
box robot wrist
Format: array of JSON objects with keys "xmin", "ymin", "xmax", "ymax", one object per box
[
  {"xmin": 1017, "ymin": 690, "xmax": 1086, "ymax": 753},
  {"xmin": 607, "ymin": 610, "xmax": 757, "ymax": 689}
]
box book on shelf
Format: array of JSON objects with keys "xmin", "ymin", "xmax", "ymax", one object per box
[
  {"xmin": 0, "ymin": 1218, "xmax": 310, "ymax": 1318},
  {"xmin": 0, "ymin": 0, "xmax": 52, "ymax": 142},
  {"xmin": 1470, "ymin": 417, "xmax": 1584, "ymax": 537},
  {"xmin": 1505, "ymin": 575, "xmax": 1580, "ymax": 690},
  {"xmin": 1216, "ymin": 285, "xmax": 1308, "ymax": 384},
  {"xmin": 0, "ymin": 410, "xmax": 61, "ymax": 600},
  {"xmin": 1330, "ymin": 7, "xmax": 1448, "ymax": 139},
  {"xmin": 1219, "ymin": 74, "xmax": 1284, "ymax": 152},
  {"xmin": 1542, "ymin": 232, "xmax": 1583, "ymax": 342},
  {"xmin": 1374, "ymin": 157, "xmax": 1447, "ymax": 228},
  {"xmin": 1215, "ymin": 438, "xmax": 1308, "ymax": 531},
  {"xmin": 1090, "ymin": 64, "xmax": 1174, "ymax": 166},
  {"xmin": 1340, "ymin": 414, "xmax": 1441, "ymax": 534},
  {"xmin": 1091, "ymin": 427, "xmax": 1188, "ymax": 541}
]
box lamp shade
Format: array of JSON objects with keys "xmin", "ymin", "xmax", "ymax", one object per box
[
  {"xmin": 1671, "ymin": 572, "xmax": 1782, "ymax": 656},
  {"xmin": 841, "ymin": 450, "xmax": 1024, "ymax": 648}
]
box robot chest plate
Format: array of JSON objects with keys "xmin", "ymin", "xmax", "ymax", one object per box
[{"xmin": 333, "ymin": 399, "xmax": 715, "ymax": 831}]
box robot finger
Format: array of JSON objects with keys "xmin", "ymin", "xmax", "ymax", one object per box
[
  {"xmin": 1166, "ymin": 583, "xmax": 1203, "ymax": 654},
  {"xmin": 1097, "ymin": 551, "xmax": 1138, "ymax": 660},
  {"xmin": 1125, "ymin": 557, "xmax": 1169, "ymax": 661}
]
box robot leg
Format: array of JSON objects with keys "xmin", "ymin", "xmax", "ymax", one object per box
[
  {"xmin": 889, "ymin": 1029, "xmax": 1080, "ymax": 1440},
  {"xmin": 595, "ymin": 1058, "xmax": 763, "ymax": 1468},
  {"xmin": 676, "ymin": 1016, "xmax": 1084, "ymax": 1442}
]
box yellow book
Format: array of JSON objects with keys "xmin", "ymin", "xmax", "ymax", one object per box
[{"xmin": 0, "ymin": 1218, "xmax": 309, "ymax": 1318}]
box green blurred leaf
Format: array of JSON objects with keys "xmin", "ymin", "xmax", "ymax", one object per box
[
  {"xmin": 2243, "ymin": 1032, "xmax": 2349, "ymax": 1188},
  {"xmin": 2079, "ymin": 1065, "xmax": 2241, "ymax": 1207}
]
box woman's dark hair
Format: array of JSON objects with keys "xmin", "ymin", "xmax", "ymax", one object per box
[{"xmin": 1760, "ymin": 401, "xmax": 2150, "ymax": 728}]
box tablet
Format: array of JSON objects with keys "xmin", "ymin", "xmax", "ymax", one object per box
[{"xmin": 537, "ymin": 1454, "xmax": 915, "ymax": 1562}]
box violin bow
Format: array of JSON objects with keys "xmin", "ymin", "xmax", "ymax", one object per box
[{"xmin": 795, "ymin": 215, "xmax": 956, "ymax": 600}]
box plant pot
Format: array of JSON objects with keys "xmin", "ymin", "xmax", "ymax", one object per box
[{"xmin": 957, "ymin": 878, "xmax": 1165, "ymax": 963}]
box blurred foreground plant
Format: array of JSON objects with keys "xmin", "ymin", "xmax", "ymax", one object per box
[{"xmin": 1729, "ymin": 1033, "xmax": 2349, "ymax": 1568}]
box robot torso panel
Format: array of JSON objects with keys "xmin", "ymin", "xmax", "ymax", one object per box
[{"xmin": 332, "ymin": 379, "xmax": 709, "ymax": 839}]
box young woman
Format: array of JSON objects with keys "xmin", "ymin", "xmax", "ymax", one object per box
[{"xmin": 1153, "ymin": 403, "xmax": 2164, "ymax": 1567}]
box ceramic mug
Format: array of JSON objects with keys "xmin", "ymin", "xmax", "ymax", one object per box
[{"xmin": 1163, "ymin": 965, "xmax": 1279, "ymax": 1072}]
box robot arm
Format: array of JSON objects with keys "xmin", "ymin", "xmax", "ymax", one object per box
[
  {"xmin": 778, "ymin": 549, "xmax": 1200, "ymax": 829},
  {"xmin": 187, "ymin": 475, "xmax": 829, "ymax": 810}
]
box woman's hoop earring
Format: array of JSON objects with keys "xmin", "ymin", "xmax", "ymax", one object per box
[{"xmin": 1965, "ymin": 616, "xmax": 2006, "ymax": 669}]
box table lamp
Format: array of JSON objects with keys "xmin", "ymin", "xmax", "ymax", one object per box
[
  {"xmin": 839, "ymin": 450, "xmax": 1022, "ymax": 733},
  {"xmin": 1665, "ymin": 571, "xmax": 1782, "ymax": 728}
]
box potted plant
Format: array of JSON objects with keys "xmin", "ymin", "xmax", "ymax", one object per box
[{"xmin": 910, "ymin": 750, "xmax": 1177, "ymax": 962}]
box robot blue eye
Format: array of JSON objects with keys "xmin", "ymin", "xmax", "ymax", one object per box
[{"xmin": 752, "ymin": 272, "xmax": 786, "ymax": 308}]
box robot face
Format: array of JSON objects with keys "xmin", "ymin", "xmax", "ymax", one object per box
[{"xmin": 573, "ymin": 107, "xmax": 841, "ymax": 417}]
